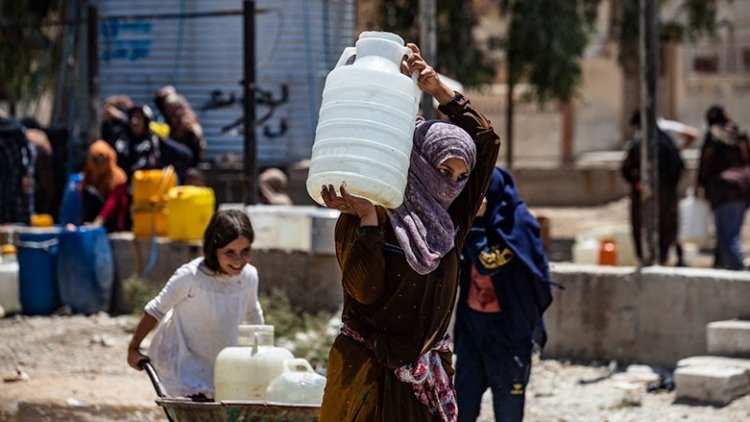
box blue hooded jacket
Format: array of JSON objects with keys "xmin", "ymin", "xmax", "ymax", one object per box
[{"xmin": 458, "ymin": 167, "xmax": 555, "ymax": 349}]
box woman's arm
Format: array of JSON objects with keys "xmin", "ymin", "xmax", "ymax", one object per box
[
  {"xmin": 442, "ymin": 93, "xmax": 501, "ymax": 245},
  {"xmin": 321, "ymin": 183, "xmax": 386, "ymax": 304},
  {"xmin": 403, "ymin": 43, "xmax": 501, "ymax": 242},
  {"xmin": 333, "ymin": 213, "xmax": 386, "ymax": 305},
  {"xmin": 94, "ymin": 183, "xmax": 127, "ymax": 225}
]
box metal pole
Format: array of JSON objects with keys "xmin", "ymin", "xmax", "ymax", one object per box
[
  {"xmin": 419, "ymin": 0, "xmax": 436, "ymax": 119},
  {"xmin": 506, "ymin": 79, "xmax": 514, "ymax": 170},
  {"xmin": 640, "ymin": 0, "xmax": 659, "ymax": 266},
  {"xmin": 243, "ymin": 0, "xmax": 257, "ymax": 205},
  {"xmin": 87, "ymin": 5, "xmax": 100, "ymax": 143}
]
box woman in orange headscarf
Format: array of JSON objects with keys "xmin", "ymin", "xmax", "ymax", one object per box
[{"xmin": 81, "ymin": 140, "xmax": 129, "ymax": 232}]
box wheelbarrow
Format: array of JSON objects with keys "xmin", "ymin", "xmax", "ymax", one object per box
[{"xmin": 139, "ymin": 360, "xmax": 320, "ymax": 422}]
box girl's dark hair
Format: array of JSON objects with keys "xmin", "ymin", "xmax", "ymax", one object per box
[
  {"xmin": 706, "ymin": 104, "xmax": 728, "ymax": 127},
  {"xmin": 202, "ymin": 209, "xmax": 255, "ymax": 271}
]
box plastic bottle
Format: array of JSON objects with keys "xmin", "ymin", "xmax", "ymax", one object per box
[
  {"xmin": 599, "ymin": 238, "xmax": 618, "ymax": 266},
  {"xmin": 214, "ymin": 326, "xmax": 295, "ymax": 401},
  {"xmin": 266, "ymin": 358, "xmax": 326, "ymax": 406}
]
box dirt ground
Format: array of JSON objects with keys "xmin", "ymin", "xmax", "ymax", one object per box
[
  {"xmin": 2, "ymin": 314, "xmax": 750, "ymax": 422},
  {"xmin": 2, "ymin": 201, "xmax": 750, "ymax": 421}
]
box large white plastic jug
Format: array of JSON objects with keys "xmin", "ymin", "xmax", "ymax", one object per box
[
  {"xmin": 306, "ymin": 31, "xmax": 421, "ymax": 209},
  {"xmin": 214, "ymin": 326, "xmax": 294, "ymax": 401},
  {"xmin": 266, "ymin": 358, "xmax": 327, "ymax": 406},
  {"xmin": 678, "ymin": 188, "xmax": 711, "ymax": 245}
]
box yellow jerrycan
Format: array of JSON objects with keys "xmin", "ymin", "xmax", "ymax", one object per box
[
  {"xmin": 130, "ymin": 167, "xmax": 176, "ymax": 239},
  {"xmin": 166, "ymin": 186, "xmax": 215, "ymax": 241}
]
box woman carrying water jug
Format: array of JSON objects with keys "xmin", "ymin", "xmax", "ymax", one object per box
[{"xmin": 319, "ymin": 43, "xmax": 501, "ymax": 422}]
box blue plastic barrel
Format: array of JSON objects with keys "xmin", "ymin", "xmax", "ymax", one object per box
[
  {"xmin": 57, "ymin": 226, "xmax": 114, "ymax": 314},
  {"xmin": 17, "ymin": 227, "xmax": 62, "ymax": 315},
  {"xmin": 59, "ymin": 173, "xmax": 83, "ymax": 225}
]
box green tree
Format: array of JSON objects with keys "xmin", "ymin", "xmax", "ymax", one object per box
[
  {"xmin": 0, "ymin": 0, "xmax": 61, "ymax": 113},
  {"xmin": 616, "ymin": 0, "xmax": 725, "ymax": 66},
  {"xmin": 497, "ymin": 0, "xmax": 601, "ymax": 166},
  {"xmin": 501, "ymin": 0, "xmax": 600, "ymax": 103},
  {"xmin": 612, "ymin": 0, "xmax": 726, "ymax": 138},
  {"xmin": 378, "ymin": 0, "xmax": 496, "ymax": 86}
]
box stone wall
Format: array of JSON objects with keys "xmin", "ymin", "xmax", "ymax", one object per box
[
  {"xmin": 108, "ymin": 234, "xmax": 341, "ymax": 316},
  {"xmin": 107, "ymin": 236, "xmax": 750, "ymax": 367},
  {"xmin": 545, "ymin": 264, "xmax": 750, "ymax": 366}
]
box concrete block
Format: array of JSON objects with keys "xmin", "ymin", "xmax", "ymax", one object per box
[
  {"xmin": 707, "ymin": 320, "xmax": 750, "ymax": 357},
  {"xmin": 244, "ymin": 205, "xmax": 339, "ymax": 254},
  {"xmin": 677, "ymin": 355, "xmax": 750, "ymax": 372},
  {"xmin": 109, "ymin": 232, "xmax": 343, "ymax": 315},
  {"xmin": 0, "ymin": 261, "xmax": 20, "ymax": 315},
  {"xmin": 674, "ymin": 365, "xmax": 750, "ymax": 405},
  {"xmin": 545, "ymin": 264, "xmax": 750, "ymax": 366}
]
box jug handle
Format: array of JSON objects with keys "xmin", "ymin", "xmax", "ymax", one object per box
[
  {"xmin": 283, "ymin": 358, "xmax": 314, "ymax": 373},
  {"xmin": 403, "ymin": 47, "xmax": 421, "ymax": 105},
  {"xmin": 335, "ymin": 47, "xmax": 357, "ymax": 68}
]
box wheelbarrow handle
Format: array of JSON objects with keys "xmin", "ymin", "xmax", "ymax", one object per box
[
  {"xmin": 139, "ymin": 358, "xmax": 168, "ymax": 399},
  {"xmin": 138, "ymin": 359, "xmax": 176, "ymax": 422}
]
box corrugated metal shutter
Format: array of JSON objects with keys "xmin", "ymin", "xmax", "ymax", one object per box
[{"xmin": 97, "ymin": 0, "xmax": 356, "ymax": 166}]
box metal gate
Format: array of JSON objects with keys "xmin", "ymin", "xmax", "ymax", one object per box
[{"xmin": 97, "ymin": 0, "xmax": 356, "ymax": 166}]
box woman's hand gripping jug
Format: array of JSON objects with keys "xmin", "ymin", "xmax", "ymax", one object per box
[{"xmin": 306, "ymin": 31, "xmax": 420, "ymax": 209}]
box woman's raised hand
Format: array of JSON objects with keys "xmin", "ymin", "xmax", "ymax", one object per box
[
  {"xmin": 401, "ymin": 43, "xmax": 455, "ymax": 105},
  {"xmin": 321, "ymin": 183, "xmax": 378, "ymax": 226}
]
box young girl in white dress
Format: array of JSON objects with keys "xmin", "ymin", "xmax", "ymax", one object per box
[{"xmin": 127, "ymin": 209, "xmax": 264, "ymax": 400}]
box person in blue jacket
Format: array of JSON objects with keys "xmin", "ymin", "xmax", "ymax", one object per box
[{"xmin": 454, "ymin": 167, "xmax": 554, "ymax": 422}]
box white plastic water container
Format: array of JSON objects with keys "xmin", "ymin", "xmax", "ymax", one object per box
[
  {"xmin": 306, "ymin": 31, "xmax": 421, "ymax": 209},
  {"xmin": 572, "ymin": 225, "xmax": 637, "ymax": 266},
  {"xmin": 214, "ymin": 326, "xmax": 295, "ymax": 402},
  {"xmin": 246, "ymin": 205, "xmax": 313, "ymax": 251},
  {"xmin": 590, "ymin": 225, "xmax": 637, "ymax": 266},
  {"xmin": 237, "ymin": 324, "xmax": 275, "ymax": 347},
  {"xmin": 243, "ymin": 205, "xmax": 340, "ymax": 253},
  {"xmin": 678, "ymin": 189, "xmax": 711, "ymax": 245},
  {"xmin": 572, "ymin": 236, "xmax": 599, "ymax": 265},
  {"xmin": 0, "ymin": 258, "xmax": 20, "ymax": 315},
  {"xmin": 266, "ymin": 358, "xmax": 326, "ymax": 406}
]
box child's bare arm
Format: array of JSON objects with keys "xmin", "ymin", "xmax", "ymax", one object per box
[{"xmin": 127, "ymin": 312, "xmax": 158, "ymax": 370}]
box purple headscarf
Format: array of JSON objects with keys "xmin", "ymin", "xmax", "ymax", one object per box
[{"xmin": 387, "ymin": 120, "xmax": 477, "ymax": 275}]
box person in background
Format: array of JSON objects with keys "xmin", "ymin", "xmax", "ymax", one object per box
[
  {"xmin": 111, "ymin": 105, "xmax": 193, "ymax": 183},
  {"xmin": 258, "ymin": 167, "xmax": 293, "ymax": 205},
  {"xmin": 111, "ymin": 105, "xmax": 162, "ymax": 181},
  {"xmin": 153, "ymin": 85, "xmax": 177, "ymax": 122},
  {"xmin": 0, "ymin": 116, "xmax": 34, "ymax": 224},
  {"xmin": 318, "ymin": 43, "xmax": 501, "ymax": 421},
  {"xmin": 101, "ymin": 95, "xmax": 135, "ymax": 144},
  {"xmin": 159, "ymin": 92, "xmax": 206, "ymax": 167},
  {"xmin": 127, "ymin": 209, "xmax": 264, "ymax": 400},
  {"xmin": 184, "ymin": 167, "xmax": 206, "ymax": 187},
  {"xmin": 621, "ymin": 110, "xmax": 685, "ymax": 265},
  {"xmin": 20, "ymin": 118, "xmax": 56, "ymax": 217},
  {"xmin": 81, "ymin": 140, "xmax": 129, "ymax": 232},
  {"xmin": 697, "ymin": 105, "xmax": 750, "ymax": 270},
  {"xmin": 657, "ymin": 117, "xmax": 701, "ymax": 150},
  {"xmin": 454, "ymin": 167, "xmax": 553, "ymax": 422}
]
